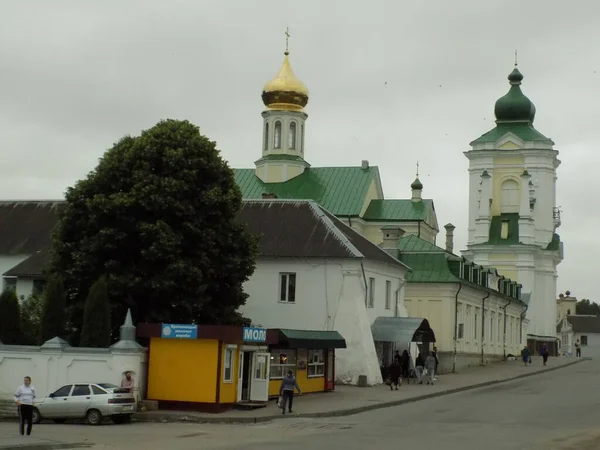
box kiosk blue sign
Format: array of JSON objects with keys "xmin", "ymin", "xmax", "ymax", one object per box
[
  {"xmin": 243, "ymin": 327, "xmax": 267, "ymax": 343},
  {"xmin": 161, "ymin": 324, "xmax": 198, "ymax": 339}
]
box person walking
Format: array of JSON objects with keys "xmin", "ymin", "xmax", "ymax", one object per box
[
  {"xmin": 415, "ymin": 353, "xmax": 425, "ymax": 384},
  {"xmin": 432, "ymin": 346, "xmax": 440, "ymax": 381},
  {"xmin": 521, "ymin": 346, "xmax": 531, "ymax": 366},
  {"xmin": 575, "ymin": 340, "xmax": 581, "ymax": 358},
  {"xmin": 541, "ymin": 344, "xmax": 549, "ymax": 366},
  {"xmin": 279, "ymin": 370, "xmax": 301, "ymax": 415},
  {"xmin": 424, "ymin": 353, "xmax": 436, "ymax": 385},
  {"xmin": 388, "ymin": 358, "xmax": 402, "ymax": 390},
  {"xmin": 400, "ymin": 350, "xmax": 410, "ymax": 384},
  {"xmin": 14, "ymin": 376, "xmax": 36, "ymax": 436}
]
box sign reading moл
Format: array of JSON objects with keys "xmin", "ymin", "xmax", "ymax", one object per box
[{"xmin": 243, "ymin": 327, "xmax": 267, "ymax": 343}]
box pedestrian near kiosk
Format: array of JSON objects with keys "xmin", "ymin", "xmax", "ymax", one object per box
[
  {"xmin": 575, "ymin": 340, "xmax": 581, "ymax": 358},
  {"xmin": 14, "ymin": 376, "xmax": 36, "ymax": 436},
  {"xmin": 521, "ymin": 346, "xmax": 531, "ymax": 366},
  {"xmin": 279, "ymin": 370, "xmax": 302, "ymax": 415},
  {"xmin": 541, "ymin": 344, "xmax": 549, "ymax": 366}
]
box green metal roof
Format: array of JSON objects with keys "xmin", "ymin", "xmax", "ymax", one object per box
[
  {"xmin": 470, "ymin": 123, "xmax": 551, "ymax": 145},
  {"xmin": 398, "ymin": 234, "xmax": 445, "ymax": 253},
  {"xmin": 399, "ymin": 253, "xmax": 458, "ymax": 283},
  {"xmin": 487, "ymin": 213, "xmax": 520, "ymax": 245},
  {"xmin": 363, "ymin": 199, "xmax": 433, "ymax": 222},
  {"xmin": 233, "ymin": 166, "xmax": 379, "ymax": 216}
]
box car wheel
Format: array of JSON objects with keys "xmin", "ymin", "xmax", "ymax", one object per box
[
  {"xmin": 53, "ymin": 419, "xmax": 67, "ymax": 424},
  {"xmin": 86, "ymin": 409, "xmax": 102, "ymax": 425},
  {"xmin": 32, "ymin": 408, "xmax": 41, "ymax": 424}
]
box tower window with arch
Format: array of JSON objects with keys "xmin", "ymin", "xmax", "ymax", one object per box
[
  {"xmin": 300, "ymin": 124, "xmax": 304, "ymax": 153},
  {"xmin": 500, "ymin": 179, "xmax": 520, "ymax": 213},
  {"xmin": 288, "ymin": 122, "xmax": 297, "ymax": 149},
  {"xmin": 274, "ymin": 121, "xmax": 282, "ymax": 149},
  {"xmin": 263, "ymin": 123, "xmax": 269, "ymax": 151}
]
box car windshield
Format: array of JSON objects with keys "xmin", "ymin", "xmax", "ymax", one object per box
[{"xmin": 97, "ymin": 383, "xmax": 119, "ymax": 389}]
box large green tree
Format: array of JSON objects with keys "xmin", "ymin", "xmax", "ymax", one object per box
[
  {"xmin": 51, "ymin": 119, "xmax": 257, "ymax": 341},
  {"xmin": 20, "ymin": 292, "xmax": 44, "ymax": 345},
  {"xmin": 576, "ymin": 299, "xmax": 600, "ymax": 316},
  {"xmin": 39, "ymin": 276, "xmax": 67, "ymax": 343},
  {"xmin": 0, "ymin": 290, "xmax": 21, "ymax": 344},
  {"xmin": 80, "ymin": 277, "xmax": 111, "ymax": 348}
]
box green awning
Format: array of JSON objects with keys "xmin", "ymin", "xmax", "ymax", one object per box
[{"xmin": 276, "ymin": 329, "xmax": 347, "ymax": 349}]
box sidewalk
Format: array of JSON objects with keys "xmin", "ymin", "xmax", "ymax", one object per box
[{"xmin": 134, "ymin": 356, "xmax": 587, "ymax": 424}]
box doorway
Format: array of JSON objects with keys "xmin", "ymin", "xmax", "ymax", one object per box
[{"xmin": 238, "ymin": 351, "xmax": 252, "ymax": 402}]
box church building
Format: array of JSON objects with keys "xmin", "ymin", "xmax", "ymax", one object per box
[
  {"xmin": 232, "ymin": 45, "xmax": 439, "ymax": 245},
  {"xmin": 461, "ymin": 64, "xmax": 563, "ymax": 353}
]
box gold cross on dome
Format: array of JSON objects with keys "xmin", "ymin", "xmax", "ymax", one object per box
[
  {"xmin": 285, "ymin": 27, "xmax": 290, "ymax": 53},
  {"xmin": 416, "ymin": 161, "xmax": 420, "ymax": 177}
]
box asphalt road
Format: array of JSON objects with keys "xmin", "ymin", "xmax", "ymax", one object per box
[{"xmin": 0, "ymin": 359, "xmax": 597, "ymax": 450}]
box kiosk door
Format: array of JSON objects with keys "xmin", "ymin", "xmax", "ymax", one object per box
[{"xmin": 249, "ymin": 352, "xmax": 270, "ymax": 402}]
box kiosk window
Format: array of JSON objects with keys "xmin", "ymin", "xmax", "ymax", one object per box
[
  {"xmin": 270, "ymin": 349, "xmax": 297, "ymax": 379},
  {"xmin": 308, "ymin": 349, "xmax": 325, "ymax": 377}
]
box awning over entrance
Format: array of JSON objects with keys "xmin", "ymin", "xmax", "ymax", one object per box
[
  {"xmin": 276, "ymin": 329, "xmax": 347, "ymax": 349},
  {"xmin": 371, "ymin": 317, "xmax": 436, "ymax": 347}
]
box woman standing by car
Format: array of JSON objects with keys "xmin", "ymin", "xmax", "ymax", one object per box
[{"xmin": 15, "ymin": 376, "xmax": 36, "ymax": 436}]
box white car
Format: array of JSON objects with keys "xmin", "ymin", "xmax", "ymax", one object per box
[{"xmin": 33, "ymin": 383, "xmax": 136, "ymax": 425}]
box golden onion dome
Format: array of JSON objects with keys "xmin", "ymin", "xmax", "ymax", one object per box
[{"xmin": 262, "ymin": 51, "xmax": 309, "ymax": 112}]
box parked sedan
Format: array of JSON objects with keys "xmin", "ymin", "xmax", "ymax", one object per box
[{"xmin": 33, "ymin": 383, "xmax": 136, "ymax": 425}]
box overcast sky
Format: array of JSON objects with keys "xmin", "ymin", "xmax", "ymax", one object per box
[{"xmin": 1, "ymin": 0, "xmax": 599, "ymax": 300}]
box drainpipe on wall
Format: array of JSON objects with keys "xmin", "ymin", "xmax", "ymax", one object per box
[
  {"xmin": 360, "ymin": 261, "xmax": 368, "ymax": 308},
  {"xmin": 395, "ymin": 279, "xmax": 407, "ymax": 317},
  {"xmin": 502, "ymin": 298, "xmax": 511, "ymax": 360},
  {"xmin": 452, "ymin": 282, "xmax": 463, "ymax": 374},
  {"xmin": 481, "ymin": 292, "xmax": 490, "ymax": 366},
  {"xmin": 520, "ymin": 305, "xmax": 528, "ymax": 345}
]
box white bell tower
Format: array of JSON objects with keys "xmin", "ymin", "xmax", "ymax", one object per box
[{"xmin": 462, "ymin": 65, "xmax": 563, "ymax": 349}]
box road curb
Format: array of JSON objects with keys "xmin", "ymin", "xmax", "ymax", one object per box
[
  {"xmin": 131, "ymin": 358, "xmax": 588, "ymax": 424},
  {"xmin": 0, "ymin": 442, "xmax": 90, "ymax": 450}
]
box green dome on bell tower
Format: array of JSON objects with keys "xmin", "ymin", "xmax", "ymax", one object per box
[{"xmin": 494, "ymin": 67, "xmax": 536, "ymax": 123}]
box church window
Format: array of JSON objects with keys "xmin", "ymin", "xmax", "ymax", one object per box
[
  {"xmin": 457, "ymin": 323, "xmax": 464, "ymax": 339},
  {"xmin": 368, "ymin": 277, "xmax": 375, "ymax": 308},
  {"xmin": 263, "ymin": 123, "xmax": 269, "ymax": 150},
  {"xmin": 274, "ymin": 121, "xmax": 282, "ymax": 149},
  {"xmin": 474, "ymin": 312, "xmax": 478, "ymax": 341},
  {"xmin": 500, "ymin": 220, "xmax": 509, "ymax": 239},
  {"xmin": 300, "ymin": 124, "xmax": 304, "ymax": 153},
  {"xmin": 279, "ymin": 272, "xmax": 296, "ymax": 303},
  {"xmin": 385, "ymin": 280, "xmax": 392, "ymax": 310},
  {"xmin": 500, "ymin": 179, "xmax": 520, "ymax": 213},
  {"xmin": 288, "ymin": 122, "xmax": 297, "ymax": 149}
]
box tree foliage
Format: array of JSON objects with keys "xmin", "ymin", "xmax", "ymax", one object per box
[
  {"xmin": 0, "ymin": 290, "xmax": 21, "ymax": 344},
  {"xmin": 576, "ymin": 299, "xmax": 600, "ymax": 316},
  {"xmin": 39, "ymin": 277, "xmax": 67, "ymax": 343},
  {"xmin": 19, "ymin": 292, "xmax": 44, "ymax": 345},
  {"xmin": 50, "ymin": 120, "xmax": 257, "ymax": 340},
  {"xmin": 80, "ymin": 277, "xmax": 111, "ymax": 348}
]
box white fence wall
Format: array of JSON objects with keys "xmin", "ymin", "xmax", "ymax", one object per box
[{"xmin": 0, "ymin": 344, "xmax": 147, "ymax": 401}]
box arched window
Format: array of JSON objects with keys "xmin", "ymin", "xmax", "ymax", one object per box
[
  {"xmin": 274, "ymin": 121, "xmax": 282, "ymax": 149},
  {"xmin": 500, "ymin": 179, "xmax": 519, "ymax": 213},
  {"xmin": 263, "ymin": 123, "xmax": 269, "ymax": 151},
  {"xmin": 288, "ymin": 122, "xmax": 297, "ymax": 149},
  {"xmin": 300, "ymin": 124, "xmax": 304, "ymax": 153}
]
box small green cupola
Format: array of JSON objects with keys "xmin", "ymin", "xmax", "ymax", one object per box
[
  {"xmin": 494, "ymin": 67, "xmax": 536, "ymax": 124},
  {"xmin": 411, "ymin": 177, "xmax": 423, "ymax": 190}
]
